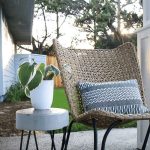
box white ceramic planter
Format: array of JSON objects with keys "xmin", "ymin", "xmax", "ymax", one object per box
[{"xmin": 30, "ymin": 80, "xmax": 54, "ymax": 109}]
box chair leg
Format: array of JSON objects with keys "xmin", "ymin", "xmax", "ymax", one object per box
[
  {"xmin": 141, "ymin": 121, "xmax": 150, "ymax": 150},
  {"xmin": 25, "ymin": 131, "xmax": 31, "ymax": 150},
  {"xmin": 101, "ymin": 120, "xmax": 122, "ymax": 150},
  {"xmin": 92, "ymin": 118, "xmax": 98, "ymax": 150},
  {"xmin": 64, "ymin": 120, "xmax": 74, "ymax": 150}
]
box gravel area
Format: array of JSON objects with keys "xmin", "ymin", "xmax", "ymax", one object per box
[
  {"xmin": 0, "ymin": 128, "xmax": 137, "ymax": 150},
  {"xmin": 0, "ymin": 101, "xmax": 31, "ymax": 137}
]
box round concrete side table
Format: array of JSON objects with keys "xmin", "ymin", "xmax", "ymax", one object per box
[{"xmin": 16, "ymin": 108, "xmax": 69, "ymax": 150}]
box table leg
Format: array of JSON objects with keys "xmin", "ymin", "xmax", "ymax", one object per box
[
  {"xmin": 20, "ymin": 130, "xmax": 24, "ymax": 150},
  {"xmin": 49, "ymin": 130, "xmax": 56, "ymax": 150},
  {"xmin": 25, "ymin": 131, "xmax": 31, "ymax": 150},
  {"xmin": 33, "ymin": 131, "xmax": 39, "ymax": 150},
  {"xmin": 61, "ymin": 127, "xmax": 67, "ymax": 150}
]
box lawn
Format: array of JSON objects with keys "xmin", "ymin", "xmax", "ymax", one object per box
[{"xmin": 52, "ymin": 88, "xmax": 69, "ymax": 110}]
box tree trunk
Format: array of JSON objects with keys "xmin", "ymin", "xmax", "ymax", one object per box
[
  {"xmin": 117, "ymin": 0, "xmax": 121, "ymax": 33},
  {"xmin": 56, "ymin": 11, "xmax": 59, "ymax": 38},
  {"xmin": 107, "ymin": 22, "xmax": 123, "ymax": 43},
  {"xmin": 94, "ymin": 19, "xmax": 96, "ymax": 48}
]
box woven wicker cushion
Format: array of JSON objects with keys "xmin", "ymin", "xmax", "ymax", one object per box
[{"xmin": 77, "ymin": 79, "xmax": 149, "ymax": 114}]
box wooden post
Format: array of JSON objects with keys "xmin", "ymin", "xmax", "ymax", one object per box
[{"xmin": 46, "ymin": 56, "xmax": 63, "ymax": 87}]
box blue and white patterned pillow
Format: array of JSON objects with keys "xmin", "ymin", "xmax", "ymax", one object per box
[{"xmin": 77, "ymin": 80, "xmax": 149, "ymax": 114}]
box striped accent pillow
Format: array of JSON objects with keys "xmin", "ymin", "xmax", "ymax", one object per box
[{"xmin": 77, "ymin": 80, "xmax": 149, "ymax": 114}]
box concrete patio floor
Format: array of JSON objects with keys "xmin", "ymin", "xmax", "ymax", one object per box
[{"xmin": 0, "ymin": 128, "xmax": 138, "ymax": 150}]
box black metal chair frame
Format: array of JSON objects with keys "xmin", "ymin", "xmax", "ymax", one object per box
[{"xmin": 64, "ymin": 120, "xmax": 150, "ymax": 150}]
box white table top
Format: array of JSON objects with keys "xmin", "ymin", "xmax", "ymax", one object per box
[{"xmin": 16, "ymin": 108, "xmax": 69, "ymax": 131}]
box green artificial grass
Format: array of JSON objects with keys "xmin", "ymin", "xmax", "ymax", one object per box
[
  {"xmin": 52, "ymin": 88, "xmax": 137, "ymax": 131},
  {"xmin": 52, "ymin": 88, "xmax": 69, "ymax": 110}
]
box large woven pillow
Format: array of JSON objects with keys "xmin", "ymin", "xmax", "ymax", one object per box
[{"xmin": 77, "ymin": 80, "xmax": 149, "ymax": 114}]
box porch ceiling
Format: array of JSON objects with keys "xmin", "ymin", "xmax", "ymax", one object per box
[{"xmin": 0, "ymin": 0, "xmax": 34, "ymax": 44}]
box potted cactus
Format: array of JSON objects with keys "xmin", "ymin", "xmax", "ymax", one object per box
[{"xmin": 17, "ymin": 60, "xmax": 60, "ymax": 109}]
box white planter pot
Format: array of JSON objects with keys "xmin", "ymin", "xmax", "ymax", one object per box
[{"xmin": 30, "ymin": 80, "xmax": 54, "ymax": 109}]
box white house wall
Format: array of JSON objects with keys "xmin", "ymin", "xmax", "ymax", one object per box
[
  {"xmin": 137, "ymin": 0, "xmax": 150, "ymax": 149},
  {"xmin": 0, "ymin": 7, "xmax": 15, "ymax": 101},
  {"xmin": 137, "ymin": 26, "xmax": 150, "ymax": 149},
  {"xmin": 2, "ymin": 13, "xmax": 15, "ymax": 94}
]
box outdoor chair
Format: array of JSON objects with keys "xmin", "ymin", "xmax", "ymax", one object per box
[{"xmin": 53, "ymin": 39, "xmax": 150, "ymax": 150}]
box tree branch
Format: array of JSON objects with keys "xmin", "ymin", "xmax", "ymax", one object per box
[
  {"xmin": 32, "ymin": 36, "xmax": 41, "ymax": 44},
  {"xmin": 17, "ymin": 45, "xmax": 33, "ymax": 53},
  {"xmin": 39, "ymin": 5, "xmax": 48, "ymax": 48},
  {"xmin": 32, "ymin": 37, "xmax": 37, "ymax": 50},
  {"xmin": 34, "ymin": 3, "xmax": 50, "ymax": 50},
  {"xmin": 58, "ymin": 15, "xmax": 67, "ymax": 29}
]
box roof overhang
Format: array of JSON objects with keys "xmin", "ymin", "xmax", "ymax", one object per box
[{"xmin": 0, "ymin": 0, "xmax": 34, "ymax": 44}]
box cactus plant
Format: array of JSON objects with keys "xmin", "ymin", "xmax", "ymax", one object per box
[{"xmin": 17, "ymin": 61, "xmax": 60, "ymax": 97}]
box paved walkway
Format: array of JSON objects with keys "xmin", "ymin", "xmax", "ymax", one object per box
[{"xmin": 0, "ymin": 128, "xmax": 138, "ymax": 150}]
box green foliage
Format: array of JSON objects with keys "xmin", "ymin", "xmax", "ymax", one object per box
[
  {"xmin": 121, "ymin": 11, "xmax": 143, "ymax": 29},
  {"xmin": 75, "ymin": 0, "xmax": 142, "ymax": 48},
  {"xmin": 35, "ymin": 0, "xmax": 87, "ymax": 16},
  {"xmin": 5, "ymin": 83, "xmax": 28, "ymax": 103},
  {"xmin": 76, "ymin": 0, "xmax": 116, "ymax": 46},
  {"xmin": 18, "ymin": 61, "xmax": 60, "ymax": 97},
  {"xmin": 28, "ymin": 70, "xmax": 43, "ymax": 91},
  {"xmin": 44, "ymin": 64, "xmax": 60, "ymax": 80},
  {"xmin": 18, "ymin": 62, "xmax": 36, "ymax": 86},
  {"xmin": 95, "ymin": 33, "xmax": 137, "ymax": 49}
]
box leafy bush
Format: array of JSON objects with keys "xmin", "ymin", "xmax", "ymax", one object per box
[{"xmin": 5, "ymin": 83, "xmax": 29, "ymax": 103}]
